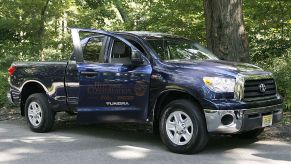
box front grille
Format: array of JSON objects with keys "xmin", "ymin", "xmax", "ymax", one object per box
[{"xmin": 243, "ymin": 78, "xmax": 277, "ymax": 101}]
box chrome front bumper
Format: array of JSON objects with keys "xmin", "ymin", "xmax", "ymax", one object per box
[{"xmin": 204, "ymin": 104, "xmax": 283, "ymax": 133}]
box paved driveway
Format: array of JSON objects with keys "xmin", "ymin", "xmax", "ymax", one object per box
[{"xmin": 0, "ymin": 119, "xmax": 291, "ymax": 164}]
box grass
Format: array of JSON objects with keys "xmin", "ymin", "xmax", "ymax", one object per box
[{"xmin": 0, "ymin": 69, "xmax": 9, "ymax": 108}]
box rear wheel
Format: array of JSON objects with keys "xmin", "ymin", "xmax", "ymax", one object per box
[
  {"xmin": 159, "ymin": 99, "xmax": 208, "ymax": 154},
  {"xmin": 25, "ymin": 93, "xmax": 55, "ymax": 132},
  {"xmin": 232, "ymin": 128, "xmax": 264, "ymax": 139}
]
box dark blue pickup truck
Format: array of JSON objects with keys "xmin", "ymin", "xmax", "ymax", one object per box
[{"xmin": 7, "ymin": 28, "xmax": 283, "ymax": 153}]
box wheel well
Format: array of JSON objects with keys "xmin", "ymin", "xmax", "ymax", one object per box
[
  {"xmin": 153, "ymin": 90, "xmax": 203, "ymax": 133},
  {"xmin": 20, "ymin": 82, "xmax": 46, "ymax": 116}
]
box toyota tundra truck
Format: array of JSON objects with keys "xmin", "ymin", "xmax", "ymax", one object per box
[{"xmin": 7, "ymin": 28, "xmax": 283, "ymax": 154}]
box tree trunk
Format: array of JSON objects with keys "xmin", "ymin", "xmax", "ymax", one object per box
[
  {"xmin": 38, "ymin": 0, "xmax": 50, "ymax": 61},
  {"xmin": 113, "ymin": 0, "xmax": 128, "ymax": 23},
  {"xmin": 204, "ymin": 0, "xmax": 249, "ymax": 62}
]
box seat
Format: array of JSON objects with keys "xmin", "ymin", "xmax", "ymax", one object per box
[{"xmin": 111, "ymin": 41, "xmax": 132, "ymax": 65}]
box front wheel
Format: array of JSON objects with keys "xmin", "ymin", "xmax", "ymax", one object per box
[
  {"xmin": 159, "ymin": 99, "xmax": 208, "ymax": 154},
  {"xmin": 25, "ymin": 93, "xmax": 55, "ymax": 132}
]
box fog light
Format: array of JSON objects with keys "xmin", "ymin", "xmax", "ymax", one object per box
[{"xmin": 221, "ymin": 114, "xmax": 234, "ymax": 125}]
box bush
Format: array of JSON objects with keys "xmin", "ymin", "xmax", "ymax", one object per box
[
  {"xmin": 0, "ymin": 69, "xmax": 8, "ymax": 107},
  {"xmin": 255, "ymin": 49, "xmax": 291, "ymax": 111}
]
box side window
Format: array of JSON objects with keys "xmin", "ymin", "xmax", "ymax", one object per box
[
  {"xmin": 83, "ymin": 36, "xmax": 105, "ymax": 62},
  {"xmin": 110, "ymin": 40, "xmax": 132, "ymax": 65}
]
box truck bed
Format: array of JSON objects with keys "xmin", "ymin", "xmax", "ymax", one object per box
[{"xmin": 9, "ymin": 61, "xmax": 68, "ymax": 108}]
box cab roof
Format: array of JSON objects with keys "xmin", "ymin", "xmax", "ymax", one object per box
[
  {"xmin": 115, "ymin": 31, "xmax": 184, "ymax": 40},
  {"xmin": 70, "ymin": 28, "xmax": 185, "ymax": 40}
]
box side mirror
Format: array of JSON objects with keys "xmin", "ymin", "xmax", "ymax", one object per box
[{"xmin": 131, "ymin": 50, "xmax": 144, "ymax": 65}]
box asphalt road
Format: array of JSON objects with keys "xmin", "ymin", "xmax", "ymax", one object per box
[{"xmin": 0, "ymin": 119, "xmax": 291, "ymax": 164}]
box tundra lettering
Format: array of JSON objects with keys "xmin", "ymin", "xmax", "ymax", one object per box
[{"xmin": 106, "ymin": 102, "xmax": 130, "ymax": 106}]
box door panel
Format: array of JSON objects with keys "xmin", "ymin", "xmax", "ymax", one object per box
[
  {"xmin": 65, "ymin": 61, "xmax": 79, "ymax": 110},
  {"xmin": 77, "ymin": 63, "xmax": 152, "ymax": 123},
  {"xmin": 68, "ymin": 28, "xmax": 152, "ymax": 123}
]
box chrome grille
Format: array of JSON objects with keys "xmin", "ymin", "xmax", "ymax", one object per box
[{"xmin": 243, "ymin": 78, "xmax": 277, "ymax": 101}]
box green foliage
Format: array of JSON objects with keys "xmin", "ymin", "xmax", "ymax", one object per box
[
  {"xmin": 128, "ymin": 0, "xmax": 205, "ymax": 42},
  {"xmin": 0, "ymin": 69, "xmax": 8, "ymax": 107},
  {"xmin": 256, "ymin": 49, "xmax": 291, "ymax": 110}
]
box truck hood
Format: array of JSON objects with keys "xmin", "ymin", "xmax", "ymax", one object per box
[{"xmin": 164, "ymin": 59, "xmax": 269, "ymax": 78}]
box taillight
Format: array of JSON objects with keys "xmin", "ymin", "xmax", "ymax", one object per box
[{"xmin": 8, "ymin": 66, "xmax": 16, "ymax": 76}]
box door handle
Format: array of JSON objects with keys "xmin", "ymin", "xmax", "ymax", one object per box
[{"xmin": 80, "ymin": 71, "xmax": 98, "ymax": 77}]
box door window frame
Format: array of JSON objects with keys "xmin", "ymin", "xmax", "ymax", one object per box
[
  {"xmin": 70, "ymin": 28, "xmax": 150, "ymax": 65},
  {"xmin": 106, "ymin": 37, "xmax": 150, "ymax": 66},
  {"xmin": 82, "ymin": 35, "xmax": 106, "ymax": 63}
]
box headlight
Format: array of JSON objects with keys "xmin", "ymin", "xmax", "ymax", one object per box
[{"xmin": 203, "ymin": 77, "xmax": 235, "ymax": 92}]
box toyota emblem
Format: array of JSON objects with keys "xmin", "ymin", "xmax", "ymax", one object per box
[{"xmin": 259, "ymin": 83, "xmax": 266, "ymax": 93}]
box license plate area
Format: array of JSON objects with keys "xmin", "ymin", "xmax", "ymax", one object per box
[{"xmin": 262, "ymin": 114, "xmax": 273, "ymax": 127}]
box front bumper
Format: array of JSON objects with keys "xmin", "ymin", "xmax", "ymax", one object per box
[{"xmin": 204, "ymin": 104, "xmax": 283, "ymax": 133}]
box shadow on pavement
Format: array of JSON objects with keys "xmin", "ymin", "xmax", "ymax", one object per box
[
  {"xmin": 53, "ymin": 119, "xmax": 291, "ymax": 161},
  {"xmin": 1, "ymin": 116, "xmax": 291, "ymax": 163}
]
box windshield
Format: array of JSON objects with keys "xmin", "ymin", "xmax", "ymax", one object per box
[{"xmin": 146, "ymin": 37, "xmax": 219, "ymax": 61}]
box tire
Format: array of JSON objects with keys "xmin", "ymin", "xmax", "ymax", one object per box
[
  {"xmin": 232, "ymin": 128, "xmax": 264, "ymax": 139},
  {"xmin": 25, "ymin": 93, "xmax": 55, "ymax": 133},
  {"xmin": 159, "ymin": 99, "xmax": 208, "ymax": 154}
]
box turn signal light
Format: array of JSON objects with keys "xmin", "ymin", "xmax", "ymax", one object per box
[{"xmin": 8, "ymin": 66, "xmax": 16, "ymax": 76}]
